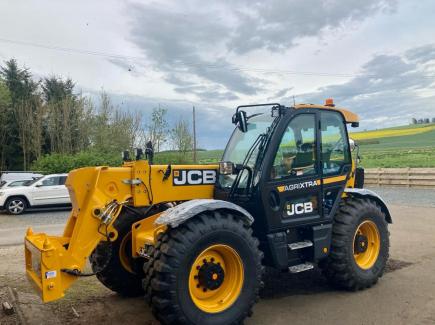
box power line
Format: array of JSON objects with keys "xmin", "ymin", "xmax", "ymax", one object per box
[{"xmin": 1, "ymin": 36, "xmax": 435, "ymax": 79}]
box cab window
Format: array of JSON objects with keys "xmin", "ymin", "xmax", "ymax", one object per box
[
  {"xmin": 40, "ymin": 177, "xmax": 60, "ymax": 186},
  {"xmin": 320, "ymin": 111, "xmax": 351, "ymax": 176},
  {"xmin": 271, "ymin": 114, "xmax": 316, "ymax": 179}
]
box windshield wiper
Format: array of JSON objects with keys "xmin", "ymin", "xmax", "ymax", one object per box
[
  {"xmin": 229, "ymin": 132, "xmax": 265, "ymax": 199},
  {"xmin": 247, "ymin": 112, "xmax": 263, "ymax": 120}
]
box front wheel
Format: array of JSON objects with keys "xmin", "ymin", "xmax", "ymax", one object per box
[
  {"xmin": 321, "ymin": 198, "xmax": 389, "ymax": 290},
  {"xmin": 5, "ymin": 197, "xmax": 27, "ymax": 215},
  {"xmin": 143, "ymin": 211, "xmax": 264, "ymax": 325}
]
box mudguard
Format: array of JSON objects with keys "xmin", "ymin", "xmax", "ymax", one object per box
[
  {"xmin": 155, "ymin": 199, "xmax": 254, "ymax": 228},
  {"xmin": 344, "ymin": 188, "xmax": 392, "ymax": 223}
]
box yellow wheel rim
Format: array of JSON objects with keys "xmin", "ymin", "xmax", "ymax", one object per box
[
  {"xmin": 119, "ymin": 231, "xmax": 135, "ymax": 274},
  {"xmin": 353, "ymin": 220, "xmax": 380, "ymax": 270},
  {"xmin": 189, "ymin": 244, "xmax": 244, "ymax": 313}
]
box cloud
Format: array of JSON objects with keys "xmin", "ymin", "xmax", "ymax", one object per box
[
  {"xmin": 294, "ymin": 43, "xmax": 435, "ymax": 129},
  {"xmin": 227, "ymin": 0, "xmax": 398, "ymax": 54},
  {"xmin": 112, "ymin": 0, "xmax": 397, "ymax": 101},
  {"xmin": 107, "ymin": 58, "xmax": 146, "ymax": 78},
  {"xmin": 405, "ymin": 44, "xmax": 435, "ymax": 64},
  {"xmin": 268, "ymin": 87, "xmax": 294, "ymax": 100},
  {"xmin": 174, "ymin": 85, "xmax": 239, "ymax": 101},
  {"xmin": 124, "ymin": 1, "xmax": 259, "ymax": 100}
]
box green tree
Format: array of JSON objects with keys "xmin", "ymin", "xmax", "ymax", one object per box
[
  {"xmin": 0, "ymin": 59, "xmax": 37, "ymax": 104},
  {"xmin": 0, "ymin": 81, "xmax": 12, "ymax": 170},
  {"xmin": 171, "ymin": 117, "xmax": 193, "ymax": 162},
  {"xmin": 146, "ymin": 106, "xmax": 168, "ymax": 152},
  {"xmin": 41, "ymin": 76, "xmax": 75, "ymax": 103},
  {"xmin": 45, "ymin": 96, "xmax": 92, "ymax": 154},
  {"xmin": 31, "ymin": 150, "xmax": 122, "ymax": 174},
  {"xmin": 40, "ymin": 75, "xmax": 94, "ymax": 155},
  {"xmin": 0, "ymin": 59, "xmax": 39, "ymax": 170},
  {"xmin": 91, "ymin": 91, "xmax": 142, "ymax": 154}
]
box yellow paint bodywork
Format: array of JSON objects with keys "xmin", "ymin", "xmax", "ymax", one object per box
[
  {"xmin": 131, "ymin": 212, "xmax": 166, "ymax": 257},
  {"xmin": 345, "ymin": 159, "xmax": 357, "ymax": 190},
  {"xmin": 294, "ymin": 103, "xmax": 360, "ymax": 123},
  {"xmin": 25, "ymin": 162, "xmax": 217, "ymax": 302}
]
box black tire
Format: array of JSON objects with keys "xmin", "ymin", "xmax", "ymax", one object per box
[
  {"xmin": 143, "ymin": 211, "xmax": 264, "ymax": 325},
  {"xmin": 320, "ymin": 198, "xmax": 389, "ymax": 290},
  {"xmin": 89, "ymin": 209, "xmax": 146, "ymax": 297},
  {"xmin": 5, "ymin": 197, "xmax": 27, "ymax": 215}
]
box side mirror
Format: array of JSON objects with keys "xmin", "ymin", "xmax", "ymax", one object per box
[
  {"xmin": 219, "ymin": 161, "xmax": 235, "ymax": 175},
  {"xmin": 232, "ymin": 110, "xmax": 248, "ymax": 133}
]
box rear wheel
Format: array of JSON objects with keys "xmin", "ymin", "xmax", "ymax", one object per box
[
  {"xmin": 321, "ymin": 198, "xmax": 389, "ymax": 290},
  {"xmin": 143, "ymin": 211, "xmax": 263, "ymax": 325},
  {"xmin": 89, "ymin": 209, "xmax": 145, "ymax": 296},
  {"xmin": 5, "ymin": 197, "xmax": 27, "ymax": 215}
]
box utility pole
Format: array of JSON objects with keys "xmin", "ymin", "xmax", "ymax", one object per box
[{"xmin": 192, "ymin": 106, "xmax": 197, "ymax": 163}]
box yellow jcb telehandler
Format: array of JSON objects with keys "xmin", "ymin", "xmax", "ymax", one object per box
[{"xmin": 24, "ymin": 99, "xmax": 391, "ymax": 324}]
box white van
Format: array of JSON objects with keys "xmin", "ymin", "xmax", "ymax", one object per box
[{"xmin": 0, "ymin": 172, "xmax": 43, "ymax": 187}]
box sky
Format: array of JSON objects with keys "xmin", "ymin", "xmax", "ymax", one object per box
[{"xmin": 0, "ymin": 0, "xmax": 435, "ymax": 149}]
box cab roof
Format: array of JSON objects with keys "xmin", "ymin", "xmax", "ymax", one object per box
[{"xmin": 293, "ymin": 103, "xmax": 359, "ymax": 124}]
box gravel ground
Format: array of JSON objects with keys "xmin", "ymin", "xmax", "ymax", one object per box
[
  {"xmin": 0, "ymin": 209, "xmax": 70, "ymax": 246},
  {"xmin": 368, "ymin": 186, "xmax": 435, "ymax": 207},
  {"xmin": 0, "ymin": 208, "xmax": 70, "ymax": 229}
]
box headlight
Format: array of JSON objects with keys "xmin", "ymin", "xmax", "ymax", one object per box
[{"xmin": 0, "ymin": 192, "xmax": 5, "ymax": 196}]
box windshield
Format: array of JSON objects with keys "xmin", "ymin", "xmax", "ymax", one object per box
[
  {"xmin": 223, "ymin": 113, "xmax": 274, "ymax": 164},
  {"xmin": 8, "ymin": 180, "xmax": 30, "ymax": 187},
  {"xmin": 220, "ymin": 113, "xmax": 275, "ymax": 189}
]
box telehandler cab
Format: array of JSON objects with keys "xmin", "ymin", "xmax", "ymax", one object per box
[{"xmin": 24, "ymin": 99, "xmax": 391, "ymax": 324}]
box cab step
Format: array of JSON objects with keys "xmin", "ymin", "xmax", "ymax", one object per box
[
  {"xmin": 288, "ymin": 240, "xmax": 313, "ymax": 250},
  {"xmin": 288, "ymin": 262, "xmax": 314, "ymax": 273}
]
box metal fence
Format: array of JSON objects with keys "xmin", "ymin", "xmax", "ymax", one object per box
[{"xmin": 365, "ymin": 168, "xmax": 435, "ymax": 188}]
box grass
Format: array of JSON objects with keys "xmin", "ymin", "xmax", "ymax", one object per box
[
  {"xmin": 154, "ymin": 124, "xmax": 435, "ymax": 168},
  {"xmin": 350, "ymin": 123, "xmax": 435, "ymax": 140},
  {"xmin": 356, "ymin": 127, "xmax": 435, "ymax": 168},
  {"xmin": 154, "ymin": 149, "xmax": 223, "ymax": 165}
]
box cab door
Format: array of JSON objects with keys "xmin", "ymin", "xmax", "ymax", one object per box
[
  {"xmin": 319, "ymin": 110, "xmax": 352, "ymax": 218},
  {"xmin": 261, "ymin": 112, "xmax": 323, "ymax": 232}
]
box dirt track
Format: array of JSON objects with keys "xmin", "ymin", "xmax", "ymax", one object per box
[{"xmin": 1, "ymin": 203, "xmax": 435, "ymax": 324}]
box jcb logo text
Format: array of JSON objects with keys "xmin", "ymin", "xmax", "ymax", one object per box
[
  {"xmin": 286, "ymin": 202, "xmax": 313, "ymax": 216},
  {"xmin": 173, "ymin": 169, "xmax": 217, "ymax": 186}
]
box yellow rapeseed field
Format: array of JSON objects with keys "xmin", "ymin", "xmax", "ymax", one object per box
[{"xmin": 350, "ymin": 125, "xmax": 435, "ymax": 140}]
